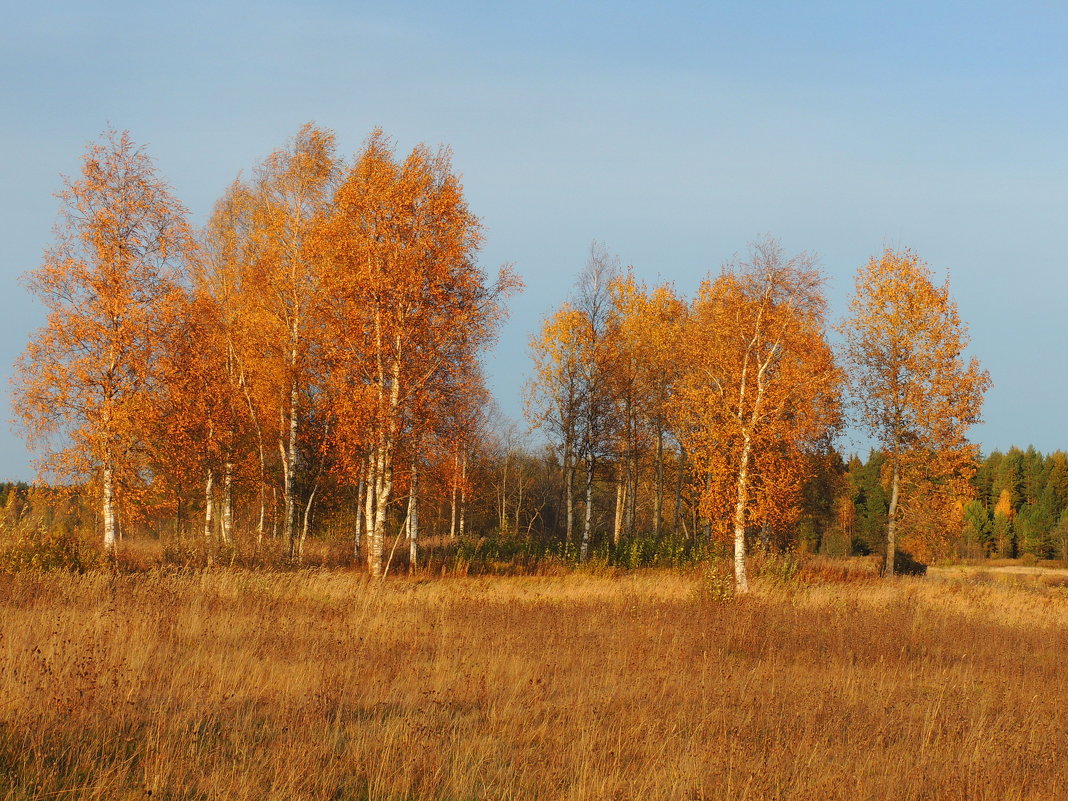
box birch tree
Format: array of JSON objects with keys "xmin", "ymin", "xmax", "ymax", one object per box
[
  {"xmin": 12, "ymin": 129, "xmax": 192, "ymax": 552},
  {"xmin": 573, "ymin": 243, "xmax": 621, "ymax": 559},
  {"xmin": 527, "ymin": 304, "xmax": 585, "ymax": 546},
  {"xmin": 232, "ymin": 124, "xmax": 340, "ymax": 556},
  {"xmin": 839, "ymin": 249, "xmax": 990, "ymax": 575},
  {"xmin": 607, "ymin": 276, "xmax": 686, "ymax": 539},
  {"xmin": 200, "ymin": 180, "xmax": 269, "ymax": 541},
  {"xmin": 671, "ymin": 238, "xmax": 841, "ymax": 591},
  {"xmin": 320, "ymin": 130, "xmax": 516, "ymax": 577}
]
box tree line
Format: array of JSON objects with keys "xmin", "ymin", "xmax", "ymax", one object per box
[
  {"xmin": 12, "ymin": 125, "xmax": 518, "ymax": 578},
  {"xmin": 12, "ymin": 126, "xmax": 996, "ymax": 588},
  {"xmin": 527, "ymin": 240, "xmax": 988, "ymax": 587}
]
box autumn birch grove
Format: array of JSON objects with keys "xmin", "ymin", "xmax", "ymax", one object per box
[{"xmin": 7, "ymin": 126, "xmax": 1014, "ymax": 589}]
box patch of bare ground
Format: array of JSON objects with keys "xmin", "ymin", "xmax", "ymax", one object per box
[{"xmin": 1, "ymin": 568, "xmax": 1066, "ymax": 799}]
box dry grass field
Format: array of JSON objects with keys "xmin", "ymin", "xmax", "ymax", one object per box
[{"xmin": 2, "ymin": 563, "xmax": 1067, "ymax": 800}]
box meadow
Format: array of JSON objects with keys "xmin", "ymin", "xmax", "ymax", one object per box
[{"xmin": 2, "ymin": 560, "xmax": 1067, "ymax": 800}]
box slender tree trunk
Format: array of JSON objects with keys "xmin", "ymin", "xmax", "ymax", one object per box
[
  {"xmin": 408, "ymin": 460, "xmax": 419, "ymax": 571},
  {"xmin": 371, "ymin": 351, "xmax": 403, "ymax": 577},
  {"xmin": 674, "ymin": 445, "xmax": 685, "ymax": 536},
  {"xmin": 271, "ymin": 486, "xmax": 278, "ymax": 539},
  {"xmin": 654, "ymin": 429, "xmax": 664, "ymax": 538},
  {"xmin": 222, "ymin": 462, "xmax": 233, "ymax": 545},
  {"xmin": 459, "ymin": 450, "xmax": 467, "ymax": 538},
  {"xmin": 499, "ymin": 450, "xmax": 509, "ymax": 534},
  {"xmin": 370, "ymin": 442, "xmax": 390, "ymax": 578},
  {"xmin": 886, "ymin": 457, "xmax": 900, "ymax": 577},
  {"xmin": 565, "ymin": 449, "xmax": 575, "ymax": 545},
  {"xmin": 692, "ymin": 489, "xmax": 700, "ymax": 541},
  {"xmin": 613, "ymin": 477, "xmax": 625, "ymax": 546},
  {"xmin": 623, "ymin": 398, "xmax": 635, "ymax": 538},
  {"xmin": 450, "ymin": 467, "xmax": 458, "ymax": 539},
  {"xmin": 732, "ymin": 430, "xmax": 752, "ymax": 593},
  {"xmin": 514, "ymin": 463, "xmax": 524, "ymax": 536},
  {"xmin": 300, "ymin": 480, "xmax": 318, "ymax": 562},
  {"xmin": 204, "ymin": 467, "xmax": 215, "ymax": 542},
  {"xmin": 355, "ymin": 466, "xmax": 365, "ymax": 558},
  {"xmin": 234, "ymin": 350, "xmax": 266, "ymax": 543},
  {"xmin": 257, "ymin": 468, "xmax": 266, "ymax": 544},
  {"xmin": 102, "ymin": 463, "xmax": 116, "ymax": 554},
  {"xmin": 581, "ymin": 457, "xmax": 594, "ymax": 561},
  {"xmin": 364, "ymin": 453, "xmax": 376, "ymax": 565},
  {"xmin": 624, "ymin": 451, "xmax": 635, "ymax": 538},
  {"xmin": 370, "ymin": 445, "xmax": 388, "ymax": 578},
  {"xmin": 284, "ymin": 378, "xmax": 299, "ymax": 558}
]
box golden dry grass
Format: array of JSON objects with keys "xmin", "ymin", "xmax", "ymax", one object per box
[{"xmin": 1, "ymin": 567, "xmax": 1067, "ymax": 800}]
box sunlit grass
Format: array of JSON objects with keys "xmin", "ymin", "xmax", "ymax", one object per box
[{"xmin": 1, "ymin": 565, "xmax": 1067, "ymax": 799}]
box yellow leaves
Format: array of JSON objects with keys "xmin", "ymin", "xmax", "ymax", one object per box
[
  {"xmin": 841, "ymin": 248, "xmax": 989, "ymax": 472},
  {"xmin": 841, "ymin": 248, "xmax": 990, "ymax": 563},
  {"xmin": 994, "ymin": 488, "xmax": 1015, "ymax": 519},
  {"xmin": 670, "ymin": 238, "xmax": 841, "ymax": 534},
  {"xmin": 13, "ymin": 128, "xmax": 194, "ymax": 523}
]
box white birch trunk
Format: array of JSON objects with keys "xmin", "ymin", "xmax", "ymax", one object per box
[
  {"xmin": 271, "ymin": 485, "xmax": 278, "ymax": 539},
  {"xmin": 732, "ymin": 430, "xmax": 752, "ymax": 593},
  {"xmin": 370, "ymin": 442, "xmax": 392, "ymax": 578},
  {"xmin": 565, "ymin": 452, "xmax": 575, "ymax": 545},
  {"xmin": 222, "ymin": 462, "xmax": 234, "ymax": 545},
  {"xmin": 449, "ymin": 451, "xmax": 458, "ymax": 538},
  {"xmin": 354, "ymin": 467, "xmax": 365, "ymax": 558},
  {"xmin": 364, "ymin": 453, "xmax": 376, "ymax": 566},
  {"xmin": 581, "ymin": 459, "xmax": 594, "ymax": 561},
  {"xmin": 499, "ymin": 450, "xmax": 509, "ymax": 534},
  {"xmin": 369, "ymin": 447, "xmax": 385, "ymax": 578},
  {"xmin": 625, "ymin": 451, "xmax": 636, "ymax": 538},
  {"xmin": 674, "ymin": 446, "xmax": 685, "ymax": 537},
  {"xmin": 371, "ymin": 350, "xmax": 403, "ymax": 577},
  {"xmin": 613, "ymin": 478, "xmax": 625, "ymax": 546},
  {"xmin": 284, "ymin": 378, "xmax": 299, "ymax": 558},
  {"xmin": 886, "ymin": 458, "xmax": 900, "ymax": 577},
  {"xmin": 730, "ymin": 341, "xmax": 774, "ymax": 593},
  {"xmin": 459, "ymin": 450, "xmax": 467, "ymax": 538},
  {"xmin": 514, "ymin": 464, "xmax": 524, "ymax": 536},
  {"xmin": 204, "ymin": 468, "xmax": 215, "ymax": 542},
  {"xmin": 654, "ymin": 429, "xmax": 664, "ymax": 538},
  {"xmin": 102, "ymin": 463, "xmax": 116, "ymax": 554},
  {"xmin": 450, "ymin": 487, "xmax": 457, "ymax": 539},
  {"xmin": 300, "ymin": 481, "xmax": 317, "ymax": 562},
  {"xmin": 408, "ymin": 461, "xmax": 419, "ymax": 571},
  {"xmin": 257, "ymin": 470, "xmax": 266, "ymax": 544}
]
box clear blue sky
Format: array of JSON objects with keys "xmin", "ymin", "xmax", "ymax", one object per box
[{"xmin": 2, "ymin": 1, "xmax": 1066, "ymax": 480}]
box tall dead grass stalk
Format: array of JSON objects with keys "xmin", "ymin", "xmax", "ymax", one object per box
[{"xmin": 1, "ymin": 570, "xmax": 1066, "ymax": 799}]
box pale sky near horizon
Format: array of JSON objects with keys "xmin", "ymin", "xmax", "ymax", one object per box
[{"xmin": 1, "ymin": 1, "xmax": 1066, "ymax": 481}]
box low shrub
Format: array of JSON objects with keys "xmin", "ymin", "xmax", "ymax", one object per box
[{"xmin": 0, "ymin": 525, "xmax": 98, "ymax": 573}]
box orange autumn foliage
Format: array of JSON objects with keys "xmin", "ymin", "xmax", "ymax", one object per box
[
  {"xmin": 12, "ymin": 130, "xmax": 194, "ymax": 550},
  {"xmin": 317, "ymin": 129, "xmax": 518, "ymax": 575},
  {"xmin": 671, "ymin": 238, "xmax": 841, "ymax": 590},
  {"xmin": 605, "ymin": 275, "xmax": 687, "ymax": 539},
  {"xmin": 840, "ymin": 249, "xmax": 990, "ymax": 574}
]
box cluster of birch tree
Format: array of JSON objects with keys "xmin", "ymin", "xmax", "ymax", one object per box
[
  {"xmin": 12, "ymin": 126, "xmax": 518, "ymax": 576},
  {"xmin": 529, "ymin": 239, "xmax": 990, "ymax": 587},
  {"xmin": 12, "ymin": 127, "xmax": 993, "ymax": 588}
]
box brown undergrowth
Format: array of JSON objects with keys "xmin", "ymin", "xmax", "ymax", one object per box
[{"xmin": 1, "ymin": 568, "xmax": 1066, "ymax": 800}]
